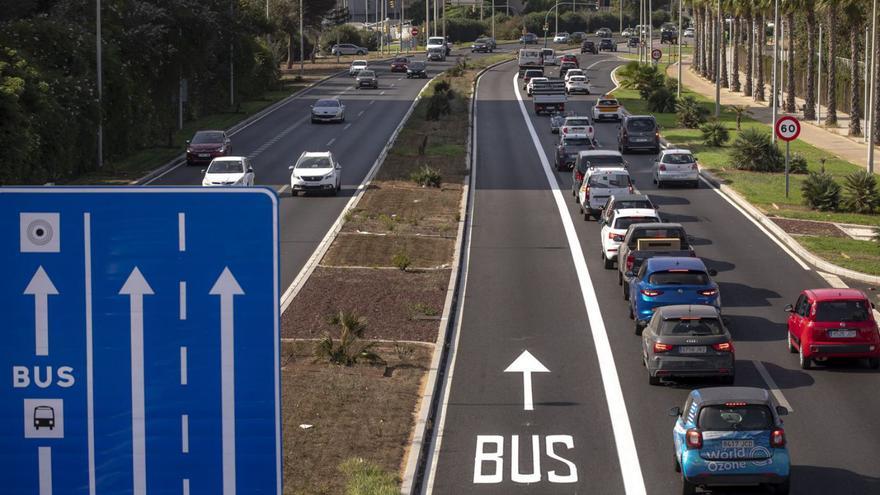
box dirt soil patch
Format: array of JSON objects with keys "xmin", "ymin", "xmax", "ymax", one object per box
[
  {"xmin": 322, "ymin": 233, "xmax": 454, "ymax": 268},
  {"xmin": 283, "ymin": 267, "xmax": 449, "ymax": 342},
  {"xmin": 770, "ymin": 217, "xmax": 847, "ymax": 238},
  {"xmin": 344, "ymin": 180, "xmax": 462, "ymax": 237},
  {"xmin": 282, "ymin": 340, "xmax": 432, "ymax": 495}
]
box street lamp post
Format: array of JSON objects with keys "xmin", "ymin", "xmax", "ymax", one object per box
[
  {"xmin": 544, "ymin": 2, "xmax": 564, "ymax": 48},
  {"xmin": 714, "ymin": 0, "xmax": 720, "ymax": 117},
  {"xmin": 817, "ymin": 24, "xmax": 822, "ymax": 123},
  {"xmin": 299, "ymin": 0, "xmax": 304, "ymax": 77},
  {"xmin": 677, "ymin": 0, "xmax": 682, "ymax": 98},
  {"xmin": 868, "ymin": 0, "xmax": 878, "ymax": 173},
  {"xmin": 492, "ymin": 0, "xmax": 496, "ymax": 40}
]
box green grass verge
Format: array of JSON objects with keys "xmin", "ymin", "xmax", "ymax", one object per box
[
  {"xmin": 797, "ymin": 236, "xmax": 880, "ymax": 276},
  {"xmin": 339, "ymin": 458, "xmax": 399, "ymax": 495}
]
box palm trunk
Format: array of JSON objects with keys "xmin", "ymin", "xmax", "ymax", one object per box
[
  {"xmin": 825, "ymin": 6, "xmax": 838, "ymax": 126},
  {"xmin": 848, "ymin": 26, "xmax": 861, "ymax": 135},
  {"xmin": 693, "ymin": 6, "xmax": 701, "ymax": 73},
  {"xmin": 875, "ymin": 26, "xmax": 880, "ymax": 144},
  {"xmin": 755, "ymin": 13, "xmax": 765, "ymax": 101},
  {"xmin": 745, "ymin": 14, "xmax": 754, "ymax": 96},
  {"xmin": 702, "ymin": 6, "xmax": 710, "ymax": 77},
  {"xmin": 784, "ymin": 12, "xmax": 796, "ymax": 113},
  {"xmin": 721, "ymin": 15, "xmax": 729, "ymax": 88},
  {"xmin": 708, "ymin": 8, "xmax": 715, "ymax": 80},
  {"xmin": 287, "ymin": 33, "xmax": 294, "ymax": 69},
  {"xmin": 731, "ymin": 15, "xmax": 741, "ymax": 92},
  {"xmin": 804, "ymin": 9, "xmax": 816, "ymax": 120}
]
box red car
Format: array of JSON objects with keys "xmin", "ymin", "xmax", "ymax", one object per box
[
  {"xmin": 186, "ymin": 130, "xmax": 231, "ymax": 166},
  {"xmin": 785, "ymin": 288, "xmax": 880, "ymax": 369},
  {"xmin": 559, "ymin": 54, "xmax": 579, "ymax": 68},
  {"xmin": 390, "ymin": 57, "xmax": 409, "ymax": 72}
]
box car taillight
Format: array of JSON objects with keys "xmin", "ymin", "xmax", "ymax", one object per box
[
  {"xmin": 641, "ymin": 289, "xmax": 663, "ymax": 297},
  {"xmin": 583, "ymin": 186, "xmax": 590, "ymax": 200},
  {"xmin": 626, "ymin": 254, "xmax": 635, "ymax": 271},
  {"xmin": 691, "ymin": 163, "xmax": 698, "ymax": 170},
  {"xmin": 713, "ymin": 341, "xmax": 733, "ymax": 352},
  {"xmin": 698, "ymin": 289, "xmax": 718, "ymax": 297},
  {"xmin": 588, "ymin": 126, "xmax": 594, "ymax": 134},
  {"xmin": 771, "ymin": 428, "xmax": 786, "ymax": 447},
  {"xmin": 654, "ymin": 342, "xmax": 673, "ymax": 353},
  {"xmin": 628, "ymin": 185, "xmax": 634, "ymax": 193},
  {"xmin": 686, "ymin": 429, "xmax": 702, "ymax": 449},
  {"xmin": 575, "ymin": 171, "xmax": 584, "ymax": 181},
  {"xmin": 562, "ymin": 127, "xmax": 568, "ymax": 133},
  {"xmin": 659, "ymin": 164, "xmax": 667, "ymax": 171},
  {"xmin": 608, "ymin": 232, "xmax": 624, "ymax": 242},
  {"xmin": 655, "ymin": 131, "xmax": 660, "ymax": 139}
]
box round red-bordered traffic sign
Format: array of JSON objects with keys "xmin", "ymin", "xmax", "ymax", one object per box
[
  {"xmin": 651, "ymin": 48, "xmax": 662, "ymax": 61},
  {"xmin": 775, "ymin": 115, "xmax": 801, "ymax": 142},
  {"xmin": 411, "ymin": 27, "xmax": 419, "ymax": 36}
]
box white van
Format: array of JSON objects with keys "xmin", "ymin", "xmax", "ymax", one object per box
[{"xmin": 541, "ymin": 48, "xmax": 557, "ymax": 66}]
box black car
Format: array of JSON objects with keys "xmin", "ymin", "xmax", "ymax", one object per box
[
  {"xmin": 599, "ymin": 38, "xmax": 617, "ymax": 52},
  {"xmin": 619, "ymin": 115, "xmax": 661, "ymax": 153},
  {"xmin": 471, "ymin": 38, "xmax": 492, "ymax": 53},
  {"xmin": 559, "ymin": 61, "xmax": 578, "ymax": 77},
  {"xmin": 661, "ymin": 29, "xmax": 678, "ymax": 44},
  {"xmin": 627, "ymin": 36, "xmax": 640, "ymax": 48},
  {"xmin": 570, "ymin": 31, "xmax": 586, "ymax": 43},
  {"xmin": 555, "ymin": 135, "xmax": 595, "ymax": 171},
  {"xmin": 520, "ymin": 33, "xmax": 539, "ymax": 44},
  {"xmin": 406, "ymin": 61, "xmax": 428, "ymax": 79},
  {"xmin": 581, "ymin": 40, "xmax": 598, "ymax": 54}
]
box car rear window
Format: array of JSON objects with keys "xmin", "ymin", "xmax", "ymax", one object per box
[
  {"xmin": 627, "ymin": 118, "xmax": 655, "ymax": 131},
  {"xmin": 648, "ymin": 270, "xmax": 709, "ymax": 285},
  {"xmin": 588, "ymin": 173, "xmax": 631, "ymax": 188},
  {"xmin": 578, "ymin": 154, "xmax": 624, "ymax": 172},
  {"xmin": 570, "ymin": 76, "xmax": 587, "ymax": 82},
  {"xmin": 614, "ymin": 216, "xmax": 658, "ymax": 229},
  {"xmin": 698, "ymin": 405, "xmax": 773, "ymax": 431},
  {"xmin": 192, "ymin": 131, "xmax": 224, "ymax": 144},
  {"xmin": 659, "ymin": 317, "xmax": 724, "ymax": 336},
  {"xmin": 613, "ymin": 200, "xmax": 652, "ymax": 210},
  {"xmin": 563, "ymin": 137, "xmax": 592, "ymax": 147},
  {"xmin": 566, "ymin": 118, "xmax": 591, "ymax": 126},
  {"xmin": 393, "ymin": 58, "xmax": 407, "ymax": 63},
  {"xmin": 662, "ymin": 153, "xmax": 695, "ymax": 164},
  {"xmin": 814, "ymin": 300, "xmax": 870, "ymax": 322},
  {"xmin": 631, "ymin": 228, "xmax": 686, "ymax": 244},
  {"xmin": 525, "ymin": 70, "xmax": 543, "ymax": 77},
  {"xmin": 315, "ymin": 100, "xmax": 339, "ymax": 107},
  {"xmin": 598, "ymin": 99, "xmax": 618, "ymax": 106},
  {"xmin": 359, "ymin": 71, "xmax": 375, "ymax": 77}
]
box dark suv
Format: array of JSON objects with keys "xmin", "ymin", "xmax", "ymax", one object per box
[
  {"xmin": 599, "ymin": 38, "xmax": 616, "ymax": 51},
  {"xmin": 520, "ymin": 33, "xmax": 538, "ymax": 44},
  {"xmin": 618, "ymin": 115, "xmax": 660, "ymax": 153},
  {"xmin": 581, "ymin": 40, "xmax": 598, "ymax": 54}
]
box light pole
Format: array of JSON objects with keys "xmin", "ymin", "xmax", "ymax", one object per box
[
  {"xmin": 544, "ymin": 2, "xmax": 564, "ymax": 48},
  {"xmin": 677, "ymin": 0, "xmax": 682, "ymax": 98},
  {"xmin": 771, "ymin": 0, "xmax": 778, "ymax": 141},
  {"xmin": 865, "ymin": 25, "xmax": 870, "ymax": 143},
  {"xmin": 868, "ymin": 0, "xmax": 877, "ymax": 173},
  {"xmin": 817, "ymin": 24, "xmax": 822, "ymax": 123},
  {"xmin": 299, "ymin": 0, "xmax": 304, "ymax": 76},
  {"xmin": 96, "ymin": 0, "xmax": 102, "ymax": 169},
  {"xmin": 714, "ymin": 0, "xmax": 720, "ymax": 117},
  {"xmin": 620, "ymin": 0, "xmax": 623, "ymax": 34}
]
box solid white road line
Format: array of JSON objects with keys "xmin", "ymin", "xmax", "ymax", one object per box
[
  {"xmin": 753, "ymin": 361, "xmax": 795, "ymax": 413},
  {"xmin": 817, "ymin": 271, "xmax": 848, "ymax": 288},
  {"xmin": 512, "ymin": 72, "xmax": 647, "ymax": 495},
  {"xmin": 83, "ymin": 214, "xmax": 97, "ymax": 495}
]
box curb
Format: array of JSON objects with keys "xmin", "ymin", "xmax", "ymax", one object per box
[
  {"xmin": 699, "ymin": 169, "xmax": 880, "ymax": 285},
  {"xmin": 400, "ymin": 56, "xmax": 516, "ymax": 495}
]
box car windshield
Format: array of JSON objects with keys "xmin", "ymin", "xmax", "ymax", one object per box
[
  {"xmin": 409, "ymin": 63, "xmax": 425, "ymax": 69},
  {"xmin": 531, "ymin": 78, "xmax": 548, "ymax": 83},
  {"xmin": 192, "ymin": 131, "xmax": 224, "ymax": 144},
  {"xmin": 566, "ymin": 118, "xmax": 590, "ymax": 126},
  {"xmin": 588, "ymin": 173, "xmax": 630, "ymax": 188},
  {"xmin": 393, "ymin": 58, "xmax": 407, "ymax": 63},
  {"xmin": 614, "ymin": 200, "xmax": 652, "ymax": 210},
  {"xmin": 542, "ymin": 49, "xmax": 553, "ymax": 55},
  {"xmin": 564, "ymin": 138, "xmax": 592, "ymax": 147},
  {"xmin": 627, "ymin": 118, "xmax": 655, "ymax": 131},
  {"xmin": 526, "ymin": 70, "xmax": 543, "ymax": 77},
  {"xmin": 428, "ymin": 37, "xmax": 445, "ymax": 44},
  {"xmin": 698, "ymin": 405, "xmax": 773, "ymax": 431},
  {"xmin": 296, "ymin": 157, "xmax": 332, "ymax": 169},
  {"xmin": 614, "ymin": 216, "xmax": 658, "ymax": 229},
  {"xmin": 315, "ymin": 100, "xmax": 339, "ymax": 107},
  {"xmin": 352, "ymin": 61, "xmax": 367, "ymax": 67},
  {"xmin": 648, "ymin": 270, "xmax": 709, "ymax": 285},
  {"xmin": 660, "ymin": 317, "xmax": 724, "ymax": 336},
  {"xmin": 207, "ymin": 160, "xmax": 243, "ymax": 174},
  {"xmin": 814, "ymin": 300, "xmax": 870, "ymax": 322},
  {"xmin": 663, "ymin": 153, "xmax": 694, "ymax": 164},
  {"xmin": 359, "ymin": 71, "xmax": 375, "ymax": 77}
]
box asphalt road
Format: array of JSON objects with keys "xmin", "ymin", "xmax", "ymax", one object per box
[
  {"xmin": 424, "ymin": 50, "xmax": 880, "ymax": 494},
  {"xmin": 148, "ymin": 47, "xmax": 502, "ymax": 290}
]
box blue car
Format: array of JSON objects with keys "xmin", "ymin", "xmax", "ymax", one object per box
[
  {"xmin": 670, "ymin": 387, "xmax": 790, "ymax": 495},
  {"xmin": 627, "ymin": 257, "xmax": 720, "ymax": 334}
]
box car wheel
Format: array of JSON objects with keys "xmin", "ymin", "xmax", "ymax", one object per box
[
  {"xmin": 673, "ymin": 453, "xmax": 681, "ymax": 473},
  {"xmin": 657, "ymin": 181, "xmax": 664, "ymax": 189},
  {"xmin": 357, "ymin": 50, "xmax": 365, "ymax": 55},
  {"xmin": 648, "ymin": 374, "xmax": 660, "ymax": 386},
  {"xmin": 290, "ymin": 189, "xmax": 298, "ymax": 197},
  {"xmin": 635, "ymin": 321, "xmax": 643, "ymax": 335},
  {"xmin": 623, "ymin": 283, "xmax": 630, "ymax": 301},
  {"xmin": 618, "ymin": 270, "xmax": 623, "ymax": 286},
  {"xmin": 311, "ymin": 118, "xmax": 317, "ymax": 124},
  {"xmin": 799, "ymin": 345, "xmax": 811, "ymax": 370},
  {"xmin": 681, "ymin": 476, "xmax": 697, "ymax": 495},
  {"xmin": 867, "ymin": 357, "xmax": 880, "ymax": 369},
  {"xmin": 628, "ymin": 305, "xmax": 634, "ymax": 320},
  {"xmin": 603, "ymin": 254, "xmax": 614, "ymax": 270},
  {"xmin": 787, "ymin": 333, "xmax": 797, "ymax": 353},
  {"xmin": 583, "ymin": 210, "xmax": 590, "ymax": 221}
]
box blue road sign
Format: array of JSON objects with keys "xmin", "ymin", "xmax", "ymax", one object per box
[{"xmin": 0, "ymin": 187, "xmax": 281, "ymax": 495}]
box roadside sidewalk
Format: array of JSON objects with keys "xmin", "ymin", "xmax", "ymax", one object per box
[{"xmin": 669, "ymin": 57, "xmax": 879, "ymax": 173}]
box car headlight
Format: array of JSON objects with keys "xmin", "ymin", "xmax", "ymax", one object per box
[{"xmin": 323, "ymin": 172, "xmax": 334, "ymax": 180}]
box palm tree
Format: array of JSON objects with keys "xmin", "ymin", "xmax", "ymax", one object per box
[
  {"xmin": 720, "ymin": 5, "xmax": 729, "ymax": 89},
  {"xmin": 744, "ymin": 2, "xmax": 754, "ymax": 96},
  {"xmin": 693, "ymin": 1, "xmax": 703, "ymax": 74},
  {"xmin": 842, "ymin": 0, "xmax": 864, "ymax": 136},
  {"xmin": 754, "ymin": 7, "xmax": 766, "ymax": 101},
  {"xmin": 822, "ymin": 0, "xmax": 838, "ymax": 126},
  {"xmin": 730, "ymin": 11, "xmax": 741, "ymax": 92},
  {"xmin": 804, "ymin": 2, "xmax": 817, "ymax": 120},
  {"xmin": 702, "ymin": 3, "xmax": 711, "ymax": 77},
  {"xmin": 783, "ymin": 9, "xmax": 796, "ymax": 113}
]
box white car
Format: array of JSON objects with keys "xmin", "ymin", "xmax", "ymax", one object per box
[
  {"xmin": 653, "ymin": 148, "xmax": 700, "ymax": 188},
  {"xmin": 684, "ymin": 27, "xmax": 695, "ymax": 38},
  {"xmin": 289, "ymin": 151, "xmax": 342, "ymax": 196},
  {"xmin": 563, "ymin": 68, "xmax": 585, "ymax": 82},
  {"xmin": 527, "ymin": 76, "xmax": 549, "ymax": 96},
  {"xmin": 578, "ymin": 166, "xmax": 633, "ymax": 220},
  {"xmin": 201, "ymin": 156, "xmax": 255, "ymax": 187},
  {"xmin": 349, "ymin": 60, "xmax": 368, "ymax": 76},
  {"xmin": 311, "ymin": 98, "xmax": 345, "ymax": 123},
  {"xmin": 592, "ymin": 96, "xmax": 622, "ymax": 121},
  {"xmin": 600, "ymin": 208, "xmax": 661, "ymax": 268},
  {"xmin": 427, "ymin": 36, "xmax": 450, "ymax": 55},
  {"xmin": 566, "ymin": 75, "xmax": 591, "ymax": 95},
  {"xmin": 541, "ymin": 48, "xmax": 557, "ymax": 65},
  {"xmin": 553, "ymin": 32, "xmax": 570, "ymax": 43},
  {"xmin": 561, "ymin": 115, "xmax": 594, "ymax": 139},
  {"xmin": 595, "ymin": 28, "xmax": 612, "ymax": 38},
  {"xmin": 622, "ymin": 28, "xmax": 635, "ymax": 37}
]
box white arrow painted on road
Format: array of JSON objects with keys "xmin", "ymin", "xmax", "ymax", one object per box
[
  {"xmin": 210, "ymin": 267, "xmax": 244, "ymax": 495},
  {"xmin": 504, "ymin": 350, "xmax": 550, "ymax": 411},
  {"xmin": 24, "ymin": 266, "xmax": 58, "ymax": 357},
  {"xmin": 119, "ymin": 267, "xmax": 154, "ymax": 495}
]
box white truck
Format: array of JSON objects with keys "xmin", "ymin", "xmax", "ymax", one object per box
[
  {"xmin": 427, "ymin": 36, "xmax": 451, "ymax": 55},
  {"xmin": 530, "ymin": 78, "xmax": 567, "ymax": 115},
  {"xmin": 518, "ymin": 48, "xmax": 544, "ymax": 77}
]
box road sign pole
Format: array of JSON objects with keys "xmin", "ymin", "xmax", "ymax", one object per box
[{"xmin": 785, "ymin": 139, "xmax": 790, "ymax": 198}]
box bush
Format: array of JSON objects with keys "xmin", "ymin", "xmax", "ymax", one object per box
[
  {"xmin": 842, "ymin": 172, "xmax": 880, "ymax": 213},
  {"xmin": 425, "ymin": 92, "xmax": 452, "ymax": 120},
  {"xmin": 315, "ymin": 311, "xmax": 382, "ymax": 366},
  {"xmin": 648, "ymin": 87, "xmax": 677, "ymax": 113},
  {"xmin": 391, "ymin": 252, "xmax": 411, "ymax": 271},
  {"xmin": 676, "ymin": 95, "xmax": 709, "ymax": 128},
  {"xmin": 788, "ymin": 153, "xmax": 808, "ymax": 174},
  {"xmin": 434, "ymin": 80, "xmax": 451, "ymax": 93},
  {"xmin": 801, "ymin": 170, "xmax": 842, "ymax": 211},
  {"xmin": 411, "ymin": 165, "xmax": 442, "ymax": 187},
  {"xmin": 699, "ymin": 121, "xmax": 730, "ymax": 147},
  {"xmin": 617, "ymin": 62, "xmax": 665, "ymax": 100},
  {"xmin": 729, "ymin": 128, "xmax": 783, "ymax": 172}
]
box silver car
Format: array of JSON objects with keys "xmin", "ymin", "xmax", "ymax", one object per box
[
  {"xmin": 331, "ymin": 43, "xmax": 368, "ymax": 56},
  {"xmin": 310, "ymin": 98, "xmax": 345, "ymax": 123},
  {"xmin": 653, "ymin": 149, "xmax": 700, "ymax": 188},
  {"xmin": 356, "ymin": 70, "xmax": 378, "ymax": 89},
  {"xmin": 641, "ymin": 305, "xmax": 735, "ymax": 386}
]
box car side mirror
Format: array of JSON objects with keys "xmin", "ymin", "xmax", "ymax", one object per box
[
  {"xmin": 776, "ymin": 406, "xmax": 789, "ymax": 416},
  {"xmin": 668, "ymin": 406, "xmax": 681, "ymax": 417},
  {"xmin": 708, "ymin": 269, "xmax": 718, "ymax": 277},
  {"xmin": 247, "ymin": 167, "xmax": 254, "ymax": 173},
  {"xmin": 200, "ymin": 169, "xmax": 206, "ymax": 174},
  {"xmin": 288, "ymin": 165, "xmax": 295, "ymax": 170},
  {"xmin": 185, "ymin": 139, "xmax": 191, "ymax": 145},
  {"xmin": 625, "ymin": 271, "xmax": 634, "ymax": 278},
  {"xmin": 784, "ymin": 304, "xmax": 794, "ymax": 313}
]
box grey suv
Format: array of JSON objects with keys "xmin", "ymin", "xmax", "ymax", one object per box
[{"xmin": 618, "ymin": 115, "xmax": 660, "ymax": 153}]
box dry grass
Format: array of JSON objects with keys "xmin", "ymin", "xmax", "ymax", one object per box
[
  {"xmin": 282, "ymin": 340, "xmax": 432, "ymax": 495},
  {"xmin": 343, "ymin": 181, "xmax": 462, "ymax": 236},
  {"xmin": 322, "ymin": 233, "xmax": 454, "ymax": 269}
]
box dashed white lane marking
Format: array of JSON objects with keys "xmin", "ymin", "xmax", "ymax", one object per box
[
  {"xmin": 181, "ymin": 414, "xmax": 190, "ymax": 453},
  {"xmin": 178, "ymin": 281, "xmax": 186, "ymax": 320},
  {"xmin": 183, "ymin": 479, "xmax": 190, "ymax": 495},
  {"xmin": 390, "ymin": 83, "xmax": 395, "ymax": 88},
  {"xmin": 180, "ymin": 346, "xmax": 188, "ymax": 385},
  {"xmin": 177, "ymin": 213, "xmax": 186, "ymax": 251},
  {"xmin": 278, "ymin": 185, "xmax": 290, "ymax": 195},
  {"xmin": 398, "ymin": 76, "xmax": 404, "ymax": 80},
  {"xmin": 357, "ymin": 110, "xmax": 365, "ymax": 117},
  {"xmin": 369, "ymin": 100, "xmax": 376, "ymax": 105},
  {"xmin": 753, "ymin": 361, "xmax": 795, "ymax": 413},
  {"xmin": 246, "ymin": 115, "xmax": 310, "ymax": 159},
  {"xmin": 380, "ymin": 91, "xmax": 386, "ymax": 95},
  {"xmin": 512, "ymin": 72, "xmax": 647, "ymax": 495},
  {"xmin": 344, "ymin": 123, "xmax": 352, "ymax": 130},
  {"xmin": 326, "ymin": 138, "xmax": 336, "ymax": 147}
]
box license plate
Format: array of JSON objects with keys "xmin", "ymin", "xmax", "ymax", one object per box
[
  {"xmin": 722, "ymin": 440, "xmax": 754, "ymax": 448},
  {"xmin": 199, "ymin": 153, "xmax": 210, "ymax": 158},
  {"xmin": 679, "ymin": 346, "xmax": 707, "ymax": 354},
  {"xmin": 828, "ymin": 329, "xmax": 857, "ymax": 338},
  {"xmin": 633, "ymin": 137, "xmax": 649, "ymax": 142}
]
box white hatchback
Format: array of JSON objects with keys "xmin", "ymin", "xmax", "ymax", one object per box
[
  {"xmin": 578, "ymin": 166, "xmax": 633, "ymax": 220},
  {"xmin": 289, "ymin": 151, "xmax": 342, "ymax": 196},
  {"xmin": 564, "ymin": 68, "xmax": 585, "ymax": 82},
  {"xmin": 653, "ymin": 148, "xmax": 700, "ymax": 188},
  {"xmin": 349, "ymin": 60, "xmax": 368, "ymax": 76},
  {"xmin": 201, "ymin": 156, "xmax": 254, "ymax": 187},
  {"xmin": 527, "ymin": 76, "xmax": 549, "ymax": 96},
  {"xmin": 561, "ymin": 116, "xmax": 594, "ymax": 139},
  {"xmin": 566, "ymin": 75, "xmax": 591, "ymax": 94},
  {"xmin": 600, "ymin": 208, "xmax": 661, "ymax": 268}
]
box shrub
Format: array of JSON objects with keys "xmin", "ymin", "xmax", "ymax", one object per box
[
  {"xmin": 434, "ymin": 79, "xmax": 451, "ymax": 93},
  {"xmin": 617, "ymin": 62, "xmax": 665, "ymax": 99},
  {"xmin": 842, "ymin": 172, "xmax": 880, "ymax": 213},
  {"xmin": 648, "ymin": 87, "xmax": 677, "ymax": 113},
  {"xmin": 391, "ymin": 252, "xmax": 411, "ymax": 271},
  {"xmin": 788, "ymin": 153, "xmax": 808, "ymax": 174},
  {"xmin": 699, "ymin": 121, "xmax": 730, "ymax": 147},
  {"xmin": 801, "ymin": 170, "xmax": 842, "ymax": 211},
  {"xmin": 729, "ymin": 128, "xmax": 783, "ymax": 172},
  {"xmin": 315, "ymin": 311, "xmax": 381, "ymax": 366},
  {"xmin": 411, "ymin": 165, "xmax": 442, "ymax": 187},
  {"xmin": 426, "ymin": 92, "xmax": 452, "ymax": 120},
  {"xmin": 727, "ymin": 105, "xmax": 751, "ymax": 130},
  {"xmin": 676, "ymin": 95, "xmax": 709, "ymax": 128}
]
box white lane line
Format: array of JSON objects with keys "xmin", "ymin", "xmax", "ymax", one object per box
[
  {"xmin": 817, "ymin": 271, "xmax": 847, "ymax": 288},
  {"xmin": 39, "ymin": 446, "xmax": 51, "ymax": 495},
  {"xmin": 326, "ymin": 138, "xmax": 336, "ymax": 147},
  {"xmin": 357, "ymin": 110, "xmax": 365, "ymax": 117},
  {"xmin": 753, "ymin": 361, "xmax": 795, "ymax": 413},
  {"xmin": 278, "ymin": 185, "xmax": 290, "ymax": 195},
  {"xmin": 178, "ymin": 213, "xmax": 186, "ymax": 251},
  {"xmin": 512, "ymin": 72, "xmax": 647, "ymax": 495},
  {"xmin": 344, "ymin": 123, "xmax": 352, "ymax": 130},
  {"xmin": 83, "ymin": 213, "xmax": 96, "ymax": 495},
  {"xmin": 380, "ymin": 91, "xmax": 387, "ymax": 95},
  {"xmin": 369, "ymin": 100, "xmax": 376, "ymax": 105},
  {"xmin": 390, "ymin": 83, "xmax": 395, "ymax": 88},
  {"xmin": 181, "ymin": 414, "xmax": 190, "ymax": 453},
  {"xmin": 398, "ymin": 76, "xmax": 404, "ymax": 80},
  {"xmin": 699, "ymin": 175, "xmax": 811, "ymax": 270},
  {"xmin": 180, "ymin": 346, "xmax": 188, "ymax": 385}
]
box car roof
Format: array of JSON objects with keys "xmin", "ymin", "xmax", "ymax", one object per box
[
  {"xmin": 586, "ymin": 166, "xmax": 628, "ymax": 175},
  {"xmin": 645, "ymin": 256, "xmax": 707, "ymax": 271},
  {"xmin": 195, "ymin": 129, "xmax": 224, "ymax": 135},
  {"xmin": 612, "ymin": 208, "xmax": 659, "ymax": 219},
  {"xmin": 626, "ymin": 114, "xmax": 656, "ymax": 120},
  {"xmin": 315, "ymin": 98, "xmax": 339, "ymax": 104},
  {"xmin": 352, "ymin": 60, "xmax": 367, "ymax": 64},
  {"xmin": 657, "ymin": 304, "xmax": 720, "ymax": 319},
  {"xmin": 804, "ymin": 288, "xmax": 869, "ymax": 301},
  {"xmin": 691, "ymin": 387, "xmax": 773, "ymax": 407},
  {"xmin": 662, "ymin": 148, "xmax": 693, "ymax": 155},
  {"xmin": 209, "ymin": 156, "xmax": 244, "ymax": 162},
  {"xmin": 562, "ymin": 133, "xmax": 590, "ymax": 140}
]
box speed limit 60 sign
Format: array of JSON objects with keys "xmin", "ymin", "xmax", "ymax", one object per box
[
  {"xmin": 651, "ymin": 48, "xmax": 662, "ymax": 61},
  {"xmin": 775, "ymin": 116, "xmax": 801, "ymax": 142}
]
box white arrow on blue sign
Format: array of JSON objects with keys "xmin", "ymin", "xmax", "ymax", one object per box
[{"xmin": 0, "ymin": 188, "xmax": 281, "ymax": 495}]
